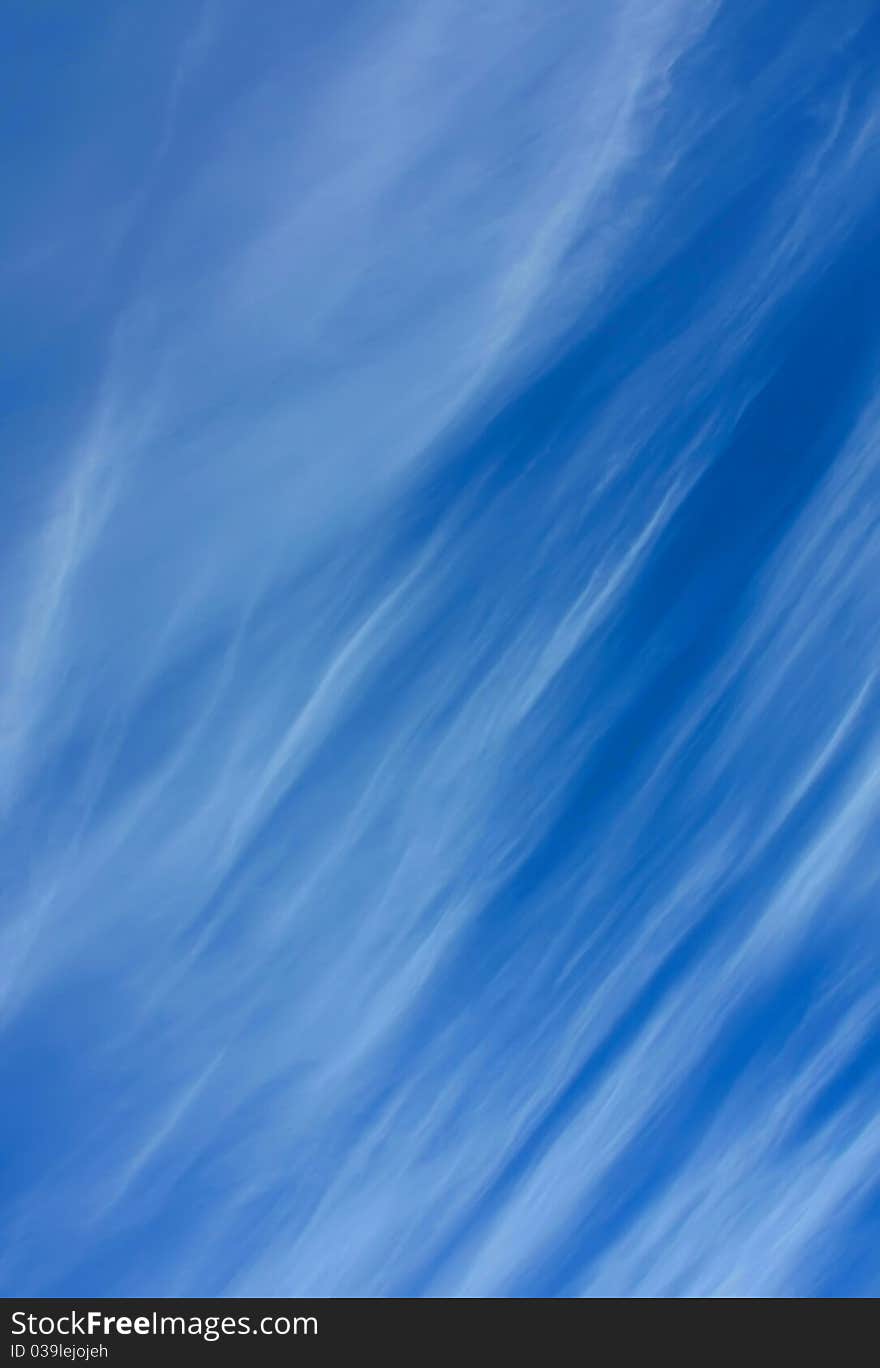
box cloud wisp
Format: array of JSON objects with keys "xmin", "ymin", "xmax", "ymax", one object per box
[{"xmin": 3, "ymin": 0, "xmax": 880, "ymax": 1297}]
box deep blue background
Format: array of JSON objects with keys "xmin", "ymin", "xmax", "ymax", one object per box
[{"xmin": 2, "ymin": 0, "xmax": 880, "ymax": 1296}]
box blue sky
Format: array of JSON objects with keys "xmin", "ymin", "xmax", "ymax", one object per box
[{"xmin": 3, "ymin": 0, "xmax": 880, "ymax": 1296}]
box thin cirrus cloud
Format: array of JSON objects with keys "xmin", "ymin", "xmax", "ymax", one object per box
[{"xmin": 2, "ymin": 0, "xmax": 880, "ymax": 1297}]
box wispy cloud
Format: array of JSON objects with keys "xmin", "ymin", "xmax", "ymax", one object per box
[{"xmin": 3, "ymin": 0, "xmax": 880, "ymax": 1297}]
